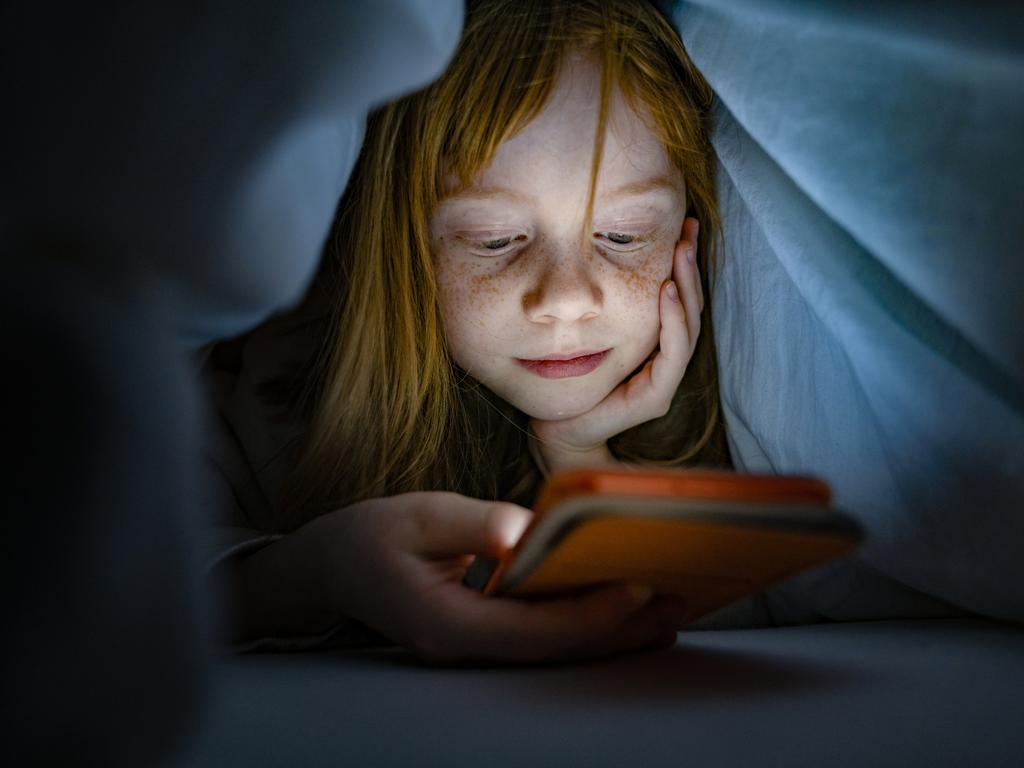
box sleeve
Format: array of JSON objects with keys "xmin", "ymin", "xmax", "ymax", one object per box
[
  {"xmin": 196, "ymin": 360, "xmax": 283, "ymax": 573},
  {"xmin": 196, "ymin": 337, "xmax": 390, "ymax": 653}
]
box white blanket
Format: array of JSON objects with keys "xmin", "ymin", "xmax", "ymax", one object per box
[{"xmin": 676, "ymin": 0, "xmax": 1024, "ymax": 622}]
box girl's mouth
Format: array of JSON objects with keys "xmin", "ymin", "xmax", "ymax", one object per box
[{"xmin": 516, "ymin": 349, "xmax": 611, "ymax": 379}]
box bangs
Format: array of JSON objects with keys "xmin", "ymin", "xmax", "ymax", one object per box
[
  {"xmin": 422, "ymin": 0, "xmax": 631, "ymax": 211},
  {"xmin": 429, "ymin": 0, "xmax": 568, "ymax": 196},
  {"xmin": 414, "ymin": 0, "xmax": 701, "ymax": 238}
]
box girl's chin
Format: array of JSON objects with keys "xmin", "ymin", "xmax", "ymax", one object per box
[{"xmin": 510, "ymin": 392, "xmax": 607, "ymax": 422}]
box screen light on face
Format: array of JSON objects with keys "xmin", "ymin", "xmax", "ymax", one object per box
[{"xmin": 431, "ymin": 57, "xmax": 686, "ymax": 421}]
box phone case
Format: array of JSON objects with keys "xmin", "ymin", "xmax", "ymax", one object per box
[{"xmin": 483, "ymin": 468, "xmax": 863, "ymax": 624}]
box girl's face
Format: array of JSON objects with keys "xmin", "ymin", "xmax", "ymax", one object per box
[{"xmin": 431, "ymin": 55, "xmax": 687, "ymax": 420}]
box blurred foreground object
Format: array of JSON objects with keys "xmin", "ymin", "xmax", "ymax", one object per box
[{"xmin": 1, "ymin": 1, "xmax": 462, "ymax": 763}]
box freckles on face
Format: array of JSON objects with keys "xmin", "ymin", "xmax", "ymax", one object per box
[
  {"xmin": 428, "ymin": 54, "xmax": 691, "ymax": 418},
  {"xmin": 436, "ymin": 231, "xmax": 673, "ymax": 367},
  {"xmin": 431, "ymin": 219, "xmax": 683, "ymax": 419},
  {"xmin": 434, "ymin": 236, "xmax": 512, "ymax": 334},
  {"xmin": 433, "ymin": 235, "xmax": 524, "ymax": 371},
  {"xmin": 617, "ymin": 242, "xmax": 671, "ymax": 304},
  {"xmin": 434, "ymin": 247, "xmax": 485, "ymax": 323},
  {"xmin": 604, "ymin": 236, "xmax": 676, "ymax": 346}
]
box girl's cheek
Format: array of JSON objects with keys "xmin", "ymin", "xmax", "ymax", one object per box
[
  {"xmin": 433, "ymin": 248, "xmax": 474, "ymax": 333},
  {"xmin": 434, "ymin": 249, "xmax": 509, "ymax": 335},
  {"xmin": 610, "ymin": 240, "xmax": 673, "ymax": 307},
  {"xmin": 436, "ymin": 236, "xmax": 674, "ymax": 332}
]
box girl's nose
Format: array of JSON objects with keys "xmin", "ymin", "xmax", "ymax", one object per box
[{"xmin": 521, "ymin": 250, "xmax": 603, "ymax": 325}]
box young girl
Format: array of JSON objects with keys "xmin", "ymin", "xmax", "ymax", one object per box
[{"xmin": 204, "ymin": 0, "xmax": 730, "ymax": 664}]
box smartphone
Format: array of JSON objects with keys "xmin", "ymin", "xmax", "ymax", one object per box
[{"xmin": 482, "ymin": 467, "xmax": 863, "ymax": 624}]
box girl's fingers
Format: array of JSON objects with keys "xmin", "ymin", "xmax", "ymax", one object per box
[
  {"xmin": 399, "ymin": 492, "xmax": 533, "ymax": 559},
  {"xmin": 557, "ymin": 595, "xmax": 684, "ymax": 661},
  {"xmin": 424, "ymin": 582, "xmax": 660, "ymax": 664},
  {"xmin": 647, "ymin": 224, "xmax": 700, "ymax": 402},
  {"xmin": 688, "ymin": 218, "xmax": 704, "ymax": 313},
  {"xmin": 603, "ymin": 220, "xmax": 702, "ymax": 427},
  {"xmin": 647, "ymin": 272, "xmax": 690, "ymax": 407},
  {"xmin": 673, "ymin": 222, "xmax": 702, "ymax": 346},
  {"xmin": 557, "ymin": 617, "xmax": 677, "ymax": 663},
  {"xmin": 436, "ymin": 585, "xmax": 683, "ymax": 665}
]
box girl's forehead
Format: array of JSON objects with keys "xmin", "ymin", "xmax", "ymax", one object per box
[{"xmin": 444, "ymin": 56, "xmax": 680, "ymax": 204}]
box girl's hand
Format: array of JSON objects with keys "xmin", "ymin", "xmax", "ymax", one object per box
[
  {"xmin": 530, "ymin": 218, "xmax": 705, "ymax": 471},
  {"xmin": 303, "ymin": 491, "xmax": 687, "ymax": 665}
]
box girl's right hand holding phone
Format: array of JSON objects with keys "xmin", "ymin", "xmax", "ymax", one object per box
[{"xmin": 228, "ymin": 492, "xmax": 683, "ymax": 665}]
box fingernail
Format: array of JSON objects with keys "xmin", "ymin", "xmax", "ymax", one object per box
[
  {"xmin": 625, "ymin": 583, "xmax": 654, "ymax": 605},
  {"xmin": 496, "ymin": 505, "xmax": 532, "ymax": 548},
  {"xmin": 686, "ymin": 246, "xmax": 695, "ymax": 264},
  {"xmin": 665, "ymin": 281, "xmax": 679, "ymax": 302}
]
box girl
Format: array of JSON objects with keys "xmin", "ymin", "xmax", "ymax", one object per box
[{"xmin": 205, "ymin": 0, "xmax": 730, "ymax": 664}]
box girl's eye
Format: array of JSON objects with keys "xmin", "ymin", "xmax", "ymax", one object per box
[
  {"xmin": 596, "ymin": 231, "xmax": 652, "ymax": 251},
  {"xmin": 482, "ymin": 236, "xmax": 513, "ymax": 250},
  {"xmin": 461, "ymin": 232, "xmax": 528, "ymax": 256}
]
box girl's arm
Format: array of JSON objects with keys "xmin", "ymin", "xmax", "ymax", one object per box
[
  {"xmin": 218, "ymin": 521, "xmax": 348, "ymax": 645},
  {"xmin": 216, "ymin": 491, "xmax": 687, "ymax": 663}
]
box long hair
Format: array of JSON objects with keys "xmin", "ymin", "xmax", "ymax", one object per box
[{"xmin": 273, "ymin": 0, "xmax": 730, "ymax": 532}]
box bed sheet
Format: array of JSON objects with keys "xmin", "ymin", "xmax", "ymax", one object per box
[{"xmin": 184, "ymin": 619, "xmax": 1024, "ymax": 767}]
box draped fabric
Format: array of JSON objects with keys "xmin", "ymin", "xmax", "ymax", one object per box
[
  {"xmin": 7, "ymin": 1, "xmax": 464, "ymax": 350},
  {"xmin": 673, "ymin": 0, "xmax": 1024, "ymax": 622},
  {"xmin": 5, "ymin": 2, "xmax": 465, "ymax": 761},
  {"xmin": 192, "ymin": 1, "xmax": 1024, "ymax": 628}
]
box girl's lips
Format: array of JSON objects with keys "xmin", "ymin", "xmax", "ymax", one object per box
[{"xmin": 516, "ymin": 349, "xmax": 611, "ymax": 379}]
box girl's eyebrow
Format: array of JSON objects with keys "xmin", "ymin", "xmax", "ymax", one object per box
[
  {"xmin": 441, "ymin": 185, "xmax": 532, "ymax": 205},
  {"xmin": 442, "ymin": 175, "xmax": 679, "ymax": 205},
  {"xmin": 599, "ymin": 175, "xmax": 680, "ymax": 200}
]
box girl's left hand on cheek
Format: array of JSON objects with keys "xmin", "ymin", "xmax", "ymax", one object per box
[{"xmin": 530, "ymin": 217, "xmax": 704, "ymax": 470}]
